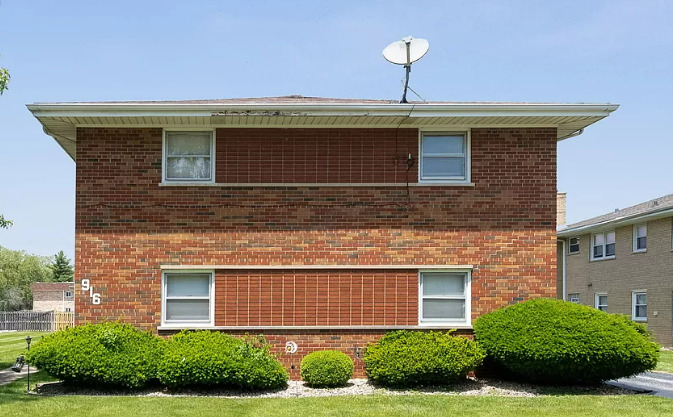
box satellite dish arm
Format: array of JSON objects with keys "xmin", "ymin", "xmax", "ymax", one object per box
[{"xmin": 401, "ymin": 40, "xmax": 411, "ymax": 104}]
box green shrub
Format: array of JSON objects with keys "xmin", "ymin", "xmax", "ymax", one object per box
[
  {"xmin": 157, "ymin": 331, "xmax": 288, "ymax": 390},
  {"xmin": 473, "ymin": 298, "xmax": 660, "ymax": 385},
  {"xmin": 363, "ymin": 331, "xmax": 485, "ymax": 387},
  {"xmin": 300, "ymin": 350, "xmax": 354, "ymax": 387},
  {"xmin": 26, "ymin": 322, "xmax": 164, "ymax": 389}
]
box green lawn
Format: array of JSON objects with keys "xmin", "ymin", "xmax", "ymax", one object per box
[
  {"xmin": 0, "ymin": 372, "xmax": 672, "ymax": 417},
  {"xmin": 0, "ymin": 331, "xmax": 50, "ymax": 369},
  {"xmin": 656, "ymin": 350, "xmax": 673, "ymax": 373}
]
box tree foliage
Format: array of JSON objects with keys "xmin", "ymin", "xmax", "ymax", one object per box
[
  {"xmin": 0, "ymin": 51, "xmax": 9, "ymax": 95},
  {"xmin": 0, "ymin": 214, "xmax": 12, "ymax": 229},
  {"xmin": 0, "ymin": 246, "xmax": 53, "ymax": 311},
  {"xmin": 50, "ymin": 250, "xmax": 74, "ymax": 282}
]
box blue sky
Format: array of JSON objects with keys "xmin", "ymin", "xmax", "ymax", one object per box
[{"xmin": 1, "ymin": 0, "xmax": 672, "ymax": 260}]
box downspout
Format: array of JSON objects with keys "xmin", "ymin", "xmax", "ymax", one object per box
[{"xmin": 557, "ymin": 239, "xmax": 566, "ymax": 301}]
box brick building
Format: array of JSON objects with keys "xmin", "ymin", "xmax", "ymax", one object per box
[
  {"xmin": 31, "ymin": 282, "xmax": 75, "ymax": 312},
  {"xmin": 29, "ymin": 96, "xmax": 617, "ymax": 377},
  {"xmin": 558, "ymin": 193, "xmax": 673, "ymax": 347}
]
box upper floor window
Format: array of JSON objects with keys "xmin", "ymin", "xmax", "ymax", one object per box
[
  {"xmin": 163, "ymin": 131, "xmax": 215, "ymax": 183},
  {"xmin": 419, "ymin": 132, "xmax": 469, "ymax": 183},
  {"xmin": 568, "ymin": 293, "xmax": 580, "ymax": 304},
  {"xmin": 419, "ymin": 271, "xmax": 470, "ymax": 326},
  {"xmin": 633, "ymin": 224, "xmax": 647, "ymax": 252},
  {"xmin": 568, "ymin": 237, "xmax": 580, "ymax": 254},
  {"xmin": 65, "ymin": 291, "xmax": 73, "ymax": 298},
  {"xmin": 591, "ymin": 231, "xmax": 615, "ymax": 261}
]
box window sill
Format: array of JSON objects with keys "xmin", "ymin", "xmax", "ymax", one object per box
[
  {"xmin": 158, "ymin": 325, "xmax": 474, "ymax": 331},
  {"xmin": 590, "ymin": 256, "xmax": 615, "ymax": 262},
  {"xmin": 632, "ymin": 318, "xmax": 647, "ymax": 323},
  {"xmin": 568, "ymin": 252, "xmax": 580, "ymax": 256},
  {"xmin": 159, "ymin": 182, "xmax": 476, "ymax": 187},
  {"xmin": 633, "ymin": 250, "xmax": 647, "ymax": 254}
]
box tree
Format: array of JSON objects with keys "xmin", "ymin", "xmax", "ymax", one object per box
[
  {"xmin": 0, "ymin": 53, "xmax": 9, "ymax": 94},
  {"xmin": 50, "ymin": 250, "xmax": 74, "ymax": 282},
  {"xmin": 0, "ymin": 246, "xmax": 53, "ymax": 311},
  {"xmin": 0, "ymin": 214, "xmax": 12, "ymax": 229}
]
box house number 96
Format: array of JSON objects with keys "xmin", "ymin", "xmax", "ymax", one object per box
[{"xmin": 81, "ymin": 279, "xmax": 102, "ymax": 305}]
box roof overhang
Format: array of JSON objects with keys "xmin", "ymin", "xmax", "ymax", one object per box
[
  {"xmin": 27, "ymin": 102, "xmax": 619, "ymax": 161},
  {"xmin": 558, "ymin": 206, "xmax": 673, "ymax": 237}
]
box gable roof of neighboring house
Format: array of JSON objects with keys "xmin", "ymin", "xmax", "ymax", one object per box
[
  {"xmin": 31, "ymin": 282, "xmax": 74, "ymax": 292},
  {"xmin": 558, "ymin": 193, "xmax": 673, "ymax": 237},
  {"xmin": 27, "ymin": 95, "xmax": 618, "ymax": 161}
]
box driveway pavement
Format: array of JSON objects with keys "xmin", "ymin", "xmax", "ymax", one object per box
[
  {"xmin": 0, "ymin": 366, "xmax": 31, "ymax": 388},
  {"xmin": 608, "ymin": 372, "xmax": 673, "ymax": 399}
]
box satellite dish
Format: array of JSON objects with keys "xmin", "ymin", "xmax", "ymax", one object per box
[
  {"xmin": 382, "ymin": 37, "xmax": 429, "ymax": 65},
  {"xmin": 382, "ymin": 37, "xmax": 430, "ymax": 103}
]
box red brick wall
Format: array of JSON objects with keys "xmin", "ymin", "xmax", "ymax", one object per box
[
  {"xmin": 74, "ymin": 127, "xmax": 557, "ymax": 333},
  {"xmin": 216, "ymin": 269, "xmax": 418, "ymax": 326},
  {"xmin": 216, "ymin": 128, "xmax": 418, "ymax": 183}
]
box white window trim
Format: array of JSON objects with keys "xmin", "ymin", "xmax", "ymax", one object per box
[
  {"xmin": 568, "ymin": 293, "xmax": 580, "ymax": 304},
  {"xmin": 568, "ymin": 237, "xmax": 580, "ymax": 255},
  {"xmin": 418, "ymin": 130, "xmax": 471, "ymax": 184},
  {"xmin": 418, "ymin": 269, "xmax": 471, "ymax": 326},
  {"xmin": 594, "ymin": 293, "xmax": 607, "ymax": 312},
  {"xmin": 162, "ymin": 129, "xmax": 216, "ymax": 184},
  {"xmin": 590, "ymin": 231, "xmax": 616, "ymax": 261},
  {"xmin": 633, "ymin": 224, "xmax": 647, "ymax": 253},
  {"xmin": 161, "ymin": 269, "xmax": 215, "ymax": 327},
  {"xmin": 632, "ymin": 290, "xmax": 647, "ymax": 322}
]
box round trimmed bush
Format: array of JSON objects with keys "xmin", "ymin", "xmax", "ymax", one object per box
[
  {"xmin": 473, "ymin": 298, "xmax": 660, "ymax": 385},
  {"xmin": 300, "ymin": 350, "xmax": 354, "ymax": 387},
  {"xmin": 363, "ymin": 331, "xmax": 485, "ymax": 387},
  {"xmin": 26, "ymin": 322, "xmax": 165, "ymax": 388},
  {"xmin": 157, "ymin": 330, "xmax": 288, "ymax": 390}
]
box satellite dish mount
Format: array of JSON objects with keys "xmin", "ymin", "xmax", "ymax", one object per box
[{"xmin": 382, "ymin": 36, "xmax": 429, "ymax": 103}]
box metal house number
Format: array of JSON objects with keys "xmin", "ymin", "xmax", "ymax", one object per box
[{"xmin": 81, "ymin": 279, "xmax": 101, "ymax": 305}]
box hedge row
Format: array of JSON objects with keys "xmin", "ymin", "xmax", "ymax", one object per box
[{"xmin": 27, "ymin": 299, "xmax": 660, "ymax": 389}]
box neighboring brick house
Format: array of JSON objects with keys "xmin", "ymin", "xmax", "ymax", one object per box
[
  {"xmin": 558, "ymin": 194, "xmax": 673, "ymax": 347},
  {"xmin": 31, "ymin": 282, "xmax": 75, "ymax": 312},
  {"xmin": 29, "ymin": 96, "xmax": 617, "ymax": 377}
]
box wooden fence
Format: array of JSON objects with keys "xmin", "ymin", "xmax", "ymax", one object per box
[{"xmin": 0, "ymin": 310, "xmax": 74, "ymax": 331}]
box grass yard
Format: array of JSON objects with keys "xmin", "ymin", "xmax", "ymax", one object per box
[
  {"xmin": 0, "ymin": 331, "xmax": 49, "ymax": 369},
  {"xmin": 656, "ymin": 350, "xmax": 673, "ymax": 373},
  {"xmin": 0, "ymin": 373, "xmax": 672, "ymax": 417}
]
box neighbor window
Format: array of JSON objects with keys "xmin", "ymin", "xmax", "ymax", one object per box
[
  {"xmin": 163, "ymin": 131, "xmax": 215, "ymax": 183},
  {"xmin": 162, "ymin": 271, "xmax": 214, "ymax": 326},
  {"xmin": 419, "ymin": 132, "xmax": 469, "ymax": 182},
  {"xmin": 591, "ymin": 231, "xmax": 615, "ymax": 260},
  {"xmin": 419, "ymin": 271, "xmax": 470, "ymax": 325},
  {"xmin": 568, "ymin": 293, "xmax": 580, "ymax": 303},
  {"xmin": 568, "ymin": 237, "xmax": 580, "ymax": 254},
  {"xmin": 632, "ymin": 291, "xmax": 647, "ymax": 321},
  {"xmin": 595, "ymin": 294, "xmax": 608, "ymax": 312},
  {"xmin": 633, "ymin": 224, "xmax": 647, "ymax": 252},
  {"xmin": 65, "ymin": 291, "xmax": 72, "ymax": 297}
]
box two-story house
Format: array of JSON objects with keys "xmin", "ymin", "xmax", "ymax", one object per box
[
  {"xmin": 558, "ymin": 193, "xmax": 673, "ymax": 347},
  {"xmin": 29, "ymin": 96, "xmax": 617, "ymax": 377}
]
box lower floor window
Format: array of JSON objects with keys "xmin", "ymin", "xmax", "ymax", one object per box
[
  {"xmin": 419, "ymin": 271, "xmax": 470, "ymax": 325},
  {"xmin": 163, "ymin": 271, "xmax": 214, "ymax": 326},
  {"xmin": 632, "ymin": 291, "xmax": 647, "ymax": 321},
  {"xmin": 568, "ymin": 293, "xmax": 580, "ymax": 303},
  {"xmin": 595, "ymin": 294, "xmax": 608, "ymax": 312}
]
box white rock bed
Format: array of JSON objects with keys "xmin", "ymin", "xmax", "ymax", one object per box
[{"xmin": 36, "ymin": 378, "xmax": 637, "ymax": 399}]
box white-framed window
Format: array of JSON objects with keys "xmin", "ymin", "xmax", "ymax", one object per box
[
  {"xmin": 594, "ymin": 293, "xmax": 608, "ymax": 312},
  {"xmin": 419, "ymin": 131, "xmax": 470, "ymax": 183},
  {"xmin": 632, "ymin": 291, "xmax": 647, "ymax": 322},
  {"xmin": 65, "ymin": 291, "xmax": 73, "ymax": 297},
  {"xmin": 591, "ymin": 231, "xmax": 615, "ymax": 260},
  {"xmin": 568, "ymin": 293, "xmax": 580, "ymax": 304},
  {"xmin": 162, "ymin": 130, "xmax": 215, "ymax": 183},
  {"xmin": 633, "ymin": 224, "xmax": 647, "ymax": 252},
  {"xmin": 419, "ymin": 270, "xmax": 471, "ymax": 326},
  {"xmin": 568, "ymin": 237, "xmax": 580, "ymax": 254},
  {"xmin": 162, "ymin": 270, "xmax": 214, "ymax": 327}
]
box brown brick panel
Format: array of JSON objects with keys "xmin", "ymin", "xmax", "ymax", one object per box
[{"xmin": 214, "ymin": 269, "xmax": 418, "ymax": 326}]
